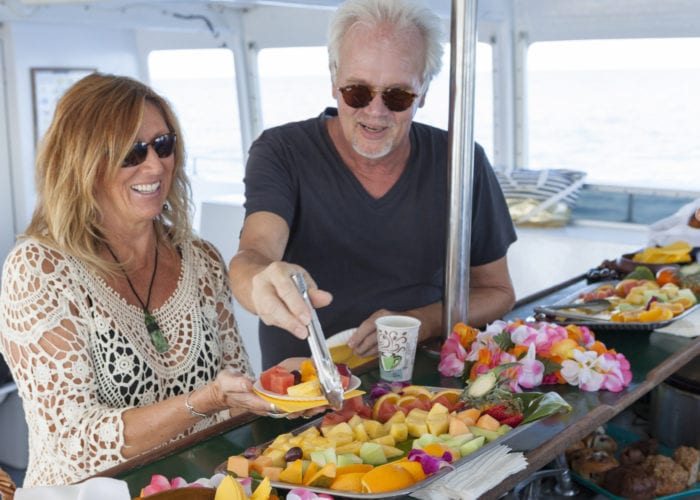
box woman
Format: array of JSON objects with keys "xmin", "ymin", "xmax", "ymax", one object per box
[{"xmin": 0, "ymin": 73, "xmax": 287, "ymax": 487}]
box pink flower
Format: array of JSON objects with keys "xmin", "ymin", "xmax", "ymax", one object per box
[
  {"xmin": 515, "ymin": 342, "xmax": 544, "ymax": 389},
  {"xmin": 599, "ymin": 352, "xmax": 633, "ymax": 392},
  {"xmin": 438, "ymin": 332, "xmax": 468, "ymax": 377}
]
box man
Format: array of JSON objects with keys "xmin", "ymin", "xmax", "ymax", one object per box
[{"xmin": 229, "ymin": 0, "xmax": 517, "ymax": 369}]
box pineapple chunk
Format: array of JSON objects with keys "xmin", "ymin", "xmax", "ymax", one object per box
[
  {"xmin": 352, "ymin": 423, "xmax": 370, "ymax": 442},
  {"xmin": 363, "ymin": 419, "xmax": 385, "ymax": 439},
  {"xmin": 287, "ymin": 379, "xmax": 322, "ymax": 398}
]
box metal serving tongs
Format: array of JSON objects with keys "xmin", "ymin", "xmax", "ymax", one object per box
[
  {"xmin": 533, "ymin": 298, "xmax": 612, "ymax": 322},
  {"xmin": 291, "ymin": 272, "xmax": 344, "ymax": 410}
]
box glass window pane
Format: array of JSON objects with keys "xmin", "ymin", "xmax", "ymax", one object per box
[
  {"xmin": 258, "ymin": 47, "xmax": 333, "ymax": 128},
  {"xmin": 415, "ymin": 42, "xmax": 493, "ymax": 159},
  {"xmin": 258, "ymin": 43, "xmax": 493, "ymax": 158},
  {"xmin": 527, "ymin": 39, "xmax": 700, "ymax": 191},
  {"xmin": 148, "ymin": 49, "xmax": 243, "ymax": 183}
]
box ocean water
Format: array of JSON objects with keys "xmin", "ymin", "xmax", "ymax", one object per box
[{"xmin": 152, "ymin": 67, "xmax": 700, "ymax": 192}]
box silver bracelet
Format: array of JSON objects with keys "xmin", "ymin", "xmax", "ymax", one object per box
[{"xmin": 185, "ymin": 390, "xmax": 208, "ymax": 419}]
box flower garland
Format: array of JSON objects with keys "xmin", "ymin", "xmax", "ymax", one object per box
[{"xmin": 438, "ymin": 320, "xmax": 632, "ymax": 392}]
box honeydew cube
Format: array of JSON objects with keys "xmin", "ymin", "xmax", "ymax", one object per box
[
  {"xmin": 309, "ymin": 447, "xmax": 337, "ymax": 466},
  {"xmin": 468, "ymin": 425, "xmax": 501, "ymax": 443},
  {"xmin": 459, "ymin": 436, "xmax": 486, "ymax": 456},
  {"xmin": 498, "ymin": 424, "xmax": 513, "ymax": 436},
  {"xmin": 337, "ymin": 452, "xmax": 363, "ymax": 466},
  {"xmin": 413, "ymin": 433, "xmax": 440, "ymax": 449},
  {"xmin": 359, "ymin": 442, "xmax": 387, "ymax": 466}
]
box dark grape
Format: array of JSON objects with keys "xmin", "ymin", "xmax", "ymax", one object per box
[
  {"xmin": 285, "ymin": 446, "xmax": 303, "ymax": 462},
  {"xmin": 290, "ymin": 370, "xmax": 302, "ymax": 385},
  {"xmin": 243, "ymin": 446, "xmax": 261, "ymax": 459}
]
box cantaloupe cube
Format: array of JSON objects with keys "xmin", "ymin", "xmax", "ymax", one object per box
[
  {"xmin": 226, "ymin": 455, "xmax": 250, "ymax": 477},
  {"xmin": 261, "ymin": 466, "xmax": 283, "ymax": 482},
  {"xmin": 456, "ymin": 408, "xmax": 481, "ymax": 425},
  {"xmin": 475, "ymin": 413, "xmax": 500, "ymax": 432},
  {"xmin": 251, "ymin": 455, "xmax": 274, "ymax": 474},
  {"xmin": 448, "ymin": 415, "xmax": 471, "ymax": 436}
]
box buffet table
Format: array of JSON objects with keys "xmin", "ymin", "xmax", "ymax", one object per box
[{"xmin": 105, "ymin": 275, "xmax": 700, "ymax": 499}]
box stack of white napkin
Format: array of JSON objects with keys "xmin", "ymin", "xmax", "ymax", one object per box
[{"xmin": 411, "ymin": 444, "xmax": 528, "ymax": 500}]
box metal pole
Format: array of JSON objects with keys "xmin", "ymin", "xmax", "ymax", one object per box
[{"xmin": 443, "ymin": 0, "xmax": 478, "ymax": 337}]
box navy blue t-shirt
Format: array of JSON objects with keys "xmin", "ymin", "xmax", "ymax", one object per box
[{"xmin": 243, "ymin": 108, "xmax": 516, "ymax": 368}]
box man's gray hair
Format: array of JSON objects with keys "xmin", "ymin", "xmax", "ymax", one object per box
[{"xmin": 328, "ymin": 0, "xmax": 445, "ymax": 89}]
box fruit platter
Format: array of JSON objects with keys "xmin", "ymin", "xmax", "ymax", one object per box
[
  {"xmin": 534, "ymin": 264, "xmax": 700, "ymax": 330},
  {"xmin": 216, "ymin": 363, "xmax": 571, "ymax": 498}
]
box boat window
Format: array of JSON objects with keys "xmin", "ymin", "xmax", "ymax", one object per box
[
  {"xmin": 258, "ymin": 43, "xmax": 493, "ymax": 158},
  {"xmin": 527, "ymin": 38, "xmax": 700, "ymax": 192},
  {"xmin": 148, "ymin": 48, "xmax": 243, "ymax": 229}
]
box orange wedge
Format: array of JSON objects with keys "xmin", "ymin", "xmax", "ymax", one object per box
[
  {"xmin": 396, "ymin": 394, "xmax": 418, "ymax": 407},
  {"xmin": 361, "ymin": 463, "xmax": 416, "ymax": 493},
  {"xmin": 372, "ymin": 392, "xmax": 400, "ymax": 420},
  {"xmin": 431, "ymin": 389, "xmax": 462, "ymax": 406},
  {"xmin": 330, "ymin": 472, "xmax": 365, "ymax": 493},
  {"xmin": 401, "ymin": 385, "xmax": 432, "ymax": 401},
  {"xmin": 395, "ymin": 460, "xmax": 428, "ymax": 482},
  {"xmin": 336, "ymin": 463, "xmax": 373, "ymax": 475}
]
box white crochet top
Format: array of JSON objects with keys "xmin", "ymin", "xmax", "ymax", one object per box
[{"xmin": 0, "ymin": 237, "xmax": 253, "ymax": 487}]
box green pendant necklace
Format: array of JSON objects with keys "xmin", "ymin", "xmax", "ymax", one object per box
[{"xmin": 106, "ymin": 242, "xmax": 169, "ymax": 353}]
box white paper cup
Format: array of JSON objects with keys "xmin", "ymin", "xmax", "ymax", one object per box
[{"xmin": 375, "ymin": 315, "xmax": 421, "ymax": 382}]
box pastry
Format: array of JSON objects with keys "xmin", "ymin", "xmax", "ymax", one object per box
[
  {"xmin": 643, "ymin": 454, "xmax": 689, "ymax": 496},
  {"xmin": 673, "ymin": 445, "xmax": 700, "ymax": 487},
  {"xmin": 620, "ymin": 438, "xmax": 658, "ymax": 466},
  {"xmin": 602, "ymin": 464, "xmax": 656, "ymax": 500},
  {"xmin": 571, "ymin": 449, "xmax": 619, "ymax": 485}
]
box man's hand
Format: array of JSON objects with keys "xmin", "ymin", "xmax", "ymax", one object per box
[{"xmin": 250, "ymin": 262, "xmax": 333, "ymax": 339}]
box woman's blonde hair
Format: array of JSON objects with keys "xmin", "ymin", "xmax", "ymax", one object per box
[{"xmin": 25, "ymin": 72, "xmax": 192, "ymax": 274}]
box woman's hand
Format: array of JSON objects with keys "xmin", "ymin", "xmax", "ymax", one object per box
[{"xmin": 209, "ymin": 368, "xmax": 276, "ymax": 416}]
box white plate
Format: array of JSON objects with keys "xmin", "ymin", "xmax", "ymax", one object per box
[
  {"xmin": 254, "ymin": 375, "xmax": 361, "ymax": 401},
  {"xmin": 326, "ymin": 328, "xmax": 356, "ymax": 348}
]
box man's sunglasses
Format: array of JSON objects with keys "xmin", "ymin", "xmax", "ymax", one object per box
[
  {"xmin": 337, "ymin": 84, "xmax": 419, "ymax": 112},
  {"xmin": 122, "ymin": 133, "xmax": 177, "ymax": 168}
]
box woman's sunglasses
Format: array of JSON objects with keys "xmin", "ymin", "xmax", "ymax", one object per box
[
  {"xmin": 337, "ymin": 84, "xmax": 419, "ymax": 112},
  {"xmin": 121, "ymin": 133, "xmax": 177, "ymax": 168}
]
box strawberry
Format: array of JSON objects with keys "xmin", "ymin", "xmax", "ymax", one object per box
[
  {"xmin": 501, "ymin": 414, "xmax": 524, "ymax": 427},
  {"xmin": 483, "ymin": 403, "xmax": 524, "ymax": 427},
  {"xmin": 483, "ymin": 403, "xmax": 512, "ymax": 421}
]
